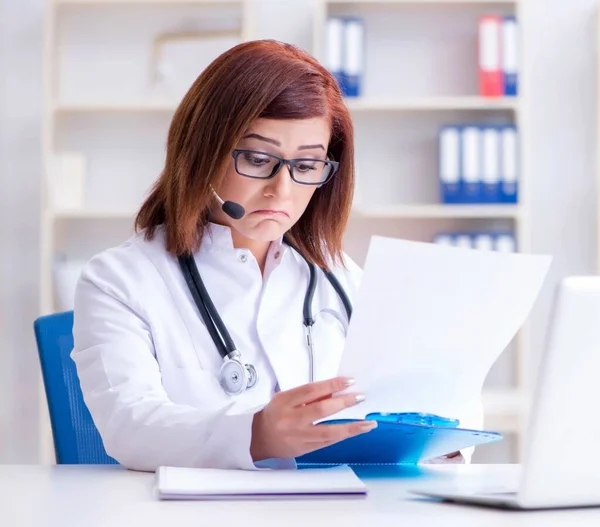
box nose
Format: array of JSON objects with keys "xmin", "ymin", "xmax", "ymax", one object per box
[{"xmin": 264, "ymin": 163, "xmax": 294, "ymax": 199}]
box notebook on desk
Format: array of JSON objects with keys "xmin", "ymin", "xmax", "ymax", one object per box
[{"xmin": 155, "ymin": 465, "xmax": 367, "ymax": 500}]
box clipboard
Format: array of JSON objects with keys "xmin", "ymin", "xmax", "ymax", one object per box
[{"xmin": 295, "ymin": 413, "xmax": 503, "ymax": 466}]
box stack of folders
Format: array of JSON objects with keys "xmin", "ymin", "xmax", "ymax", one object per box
[
  {"xmin": 439, "ymin": 124, "xmax": 518, "ymax": 204},
  {"xmin": 433, "ymin": 231, "xmax": 517, "ymax": 253},
  {"xmin": 478, "ymin": 15, "xmax": 518, "ymax": 97},
  {"xmin": 325, "ymin": 17, "xmax": 364, "ymax": 97}
]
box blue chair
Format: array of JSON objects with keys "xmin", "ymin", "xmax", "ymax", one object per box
[{"xmin": 34, "ymin": 310, "xmax": 118, "ymax": 465}]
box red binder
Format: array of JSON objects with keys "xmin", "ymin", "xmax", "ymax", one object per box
[{"xmin": 478, "ymin": 15, "xmax": 503, "ymax": 97}]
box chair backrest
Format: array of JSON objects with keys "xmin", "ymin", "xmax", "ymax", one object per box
[{"xmin": 34, "ymin": 310, "xmax": 118, "ymax": 465}]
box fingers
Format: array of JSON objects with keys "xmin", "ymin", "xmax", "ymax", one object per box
[
  {"xmin": 280, "ymin": 377, "xmax": 356, "ymax": 407},
  {"xmin": 304, "ymin": 420, "xmax": 378, "ymax": 444},
  {"xmin": 301, "ymin": 392, "xmax": 365, "ymax": 424}
]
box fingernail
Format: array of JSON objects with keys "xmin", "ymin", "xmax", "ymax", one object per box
[
  {"xmin": 343, "ymin": 378, "xmax": 356, "ymax": 386},
  {"xmin": 354, "ymin": 394, "xmax": 366, "ymax": 403},
  {"xmin": 361, "ymin": 421, "xmax": 378, "ymax": 431}
]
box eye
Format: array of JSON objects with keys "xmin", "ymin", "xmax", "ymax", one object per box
[
  {"xmin": 243, "ymin": 152, "xmax": 271, "ymax": 166},
  {"xmin": 295, "ymin": 162, "xmax": 318, "ymax": 173}
]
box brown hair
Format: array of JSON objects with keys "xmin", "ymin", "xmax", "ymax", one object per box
[{"xmin": 135, "ymin": 39, "xmax": 355, "ymax": 270}]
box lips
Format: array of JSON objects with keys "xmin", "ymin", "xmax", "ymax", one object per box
[{"xmin": 252, "ymin": 209, "xmax": 290, "ymax": 218}]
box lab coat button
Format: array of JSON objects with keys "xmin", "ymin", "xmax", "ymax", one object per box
[{"xmin": 239, "ymin": 254, "xmax": 248, "ymax": 263}]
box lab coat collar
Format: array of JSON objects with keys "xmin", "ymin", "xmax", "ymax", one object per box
[{"xmin": 203, "ymin": 222, "xmax": 286, "ymax": 254}]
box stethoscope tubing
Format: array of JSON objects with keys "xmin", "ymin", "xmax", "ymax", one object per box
[{"xmin": 179, "ymin": 240, "xmax": 353, "ymax": 376}]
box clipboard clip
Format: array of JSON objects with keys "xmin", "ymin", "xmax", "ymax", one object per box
[{"xmin": 365, "ymin": 412, "xmax": 460, "ymax": 428}]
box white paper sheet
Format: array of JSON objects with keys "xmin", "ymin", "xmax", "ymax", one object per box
[{"xmin": 329, "ymin": 236, "xmax": 552, "ymax": 425}]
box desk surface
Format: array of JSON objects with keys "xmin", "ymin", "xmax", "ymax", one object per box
[{"xmin": 4, "ymin": 464, "xmax": 600, "ymax": 526}]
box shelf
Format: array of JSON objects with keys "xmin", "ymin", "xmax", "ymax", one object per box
[
  {"xmin": 325, "ymin": 0, "xmax": 519, "ymax": 4},
  {"xmin": 54, "ymin": 101, "xmax": 179, "ymax": 113},
  {"xmin": 345, "ymin": 97, "xmax": 519, "ymax": 112},
  {"xmin": 352, "ymin": 204, "xmax": 521, "ymax": 219},
  {"xmin": 50, "ymin": 209, "xmax": 137, "ymax": 219},
  {"xmin": 50, "ymin": 205, "xmax": 520, "ymax": 220},
  {"xmin": 55, "ymin": 0, "xmax": 243, "ymax": 5},
  {"xmin": 54, "ymin": 96, "xmax": 519, "ymax": 114}
]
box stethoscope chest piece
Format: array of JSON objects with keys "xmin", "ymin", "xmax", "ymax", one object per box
[{"xmin": 219, "ymin": 351, "xmax": 258, "ymax": 396}]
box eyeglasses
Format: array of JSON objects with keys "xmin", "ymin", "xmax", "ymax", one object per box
[{"xmin": 231, "ymin": 149, "xmax": 340, "ymax": 186}]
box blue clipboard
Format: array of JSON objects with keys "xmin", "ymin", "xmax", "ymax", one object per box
[{"xmin": 295, "ymin": 412, "xmax": 503, "ymax": 466}]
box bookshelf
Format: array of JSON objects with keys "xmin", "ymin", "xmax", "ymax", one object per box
[
  {"xmin": 53, "ymin": 96, "xmax": 519, "ymax": 114},
  {"xmin": 314, "ymin": 0, "xmax": 528, "ymax": 452},
  {"xmin": 39, "ymin": 0, "xmax": 527, "ymax": 462},
  {"xmin": 41, "ymin": 0, "xmax": 253, "ymax": 314},
  {"xmin": 40, "ymin": 0, "xmax": 254, "ymax": 463}
]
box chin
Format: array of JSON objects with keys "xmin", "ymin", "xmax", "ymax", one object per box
[{"xmin": 243, "ymin": 217, "xmax": 291, "ymax": 241}]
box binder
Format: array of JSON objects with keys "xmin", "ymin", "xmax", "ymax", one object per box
[
  {"xmin": 502, "ymin": 16, "xmax": 519, "ymax": 96},
  {"xmin": 501, "ymin": 125, "xmax": 519, "ymax": 202},
  {"xmin": 433, "ymin": 234, "xmax": 454, "ymax": 247},
  {"xmin": 439, "ymin": 126, "xmax": 461, "ymax": 204},
  {"xmin": 474, "ymin": 233, "xmax": 495, "ymax": 251},
  {"xmin": 342, "ymin": 17, "xmax": 364, "ymax": 97},
  {"xmin": 478, "ymin": 15, "xmax": 503, "ymax": 97},
  {"xmin": 432, "ymin": 231, "xmax": 515, "ymax": 252},
  {"xmin": 296, "ymin": 413, "xmax": 502, "ymax": 466},
  {"xmin": 495, "ymin": 233, "xmax": 517, "ymax": 253},
  {"xmin": 325, "ymin": 17, "xmax": 346, "ymax": 94},
  {"xmin": 461, "ymin": 126, "xmax": 482, "ymax": 203},
  {"xmin": 455, "ymin": 234, "xmax": 472, "ymax": 249},
  {"xmin": 482, "ymin": 126, "xmax": 501, "ymax": 203}
]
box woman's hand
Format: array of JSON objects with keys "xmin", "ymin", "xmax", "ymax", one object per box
[
  {"xmin": 250, "ymin": 376, "xmax": 377, "ymax": 461},
  {"xmin": 421, "ymin": 451, "xmax": 465, "ymax": 464}
]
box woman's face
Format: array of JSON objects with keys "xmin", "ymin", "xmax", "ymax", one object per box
[{"xmin": 212, "ymin": 117, "xmax": 331, "ymax": 242}]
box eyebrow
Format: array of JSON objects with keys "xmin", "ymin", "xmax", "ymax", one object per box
[{"xmin": 242, "ymin": 133, "xmax": 325, "ymax": 151}]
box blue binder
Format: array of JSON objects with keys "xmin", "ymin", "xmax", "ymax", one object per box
[
  {"xmin": 500, "ymin": 125, "xmax": 519, "ymax": 203},
  {"xmin": 341, "ymin": 17, "xmax": 364, "ymax": 97},
  {"xmin": 295, "ymin": 413, "xmax": 502, "ymax": 466},
  {"xmin": 502, "ymin": 16, "xmax": 518, "ymax": 96}
]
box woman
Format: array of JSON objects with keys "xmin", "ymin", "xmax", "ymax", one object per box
[{"xmin": 71, "ymin": 40, "xmax": 466, "ymax": 471}]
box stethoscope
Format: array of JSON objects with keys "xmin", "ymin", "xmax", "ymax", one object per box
[{"xmin": 178, "ymin": 237, "xmax": 353, "ymax": 396}]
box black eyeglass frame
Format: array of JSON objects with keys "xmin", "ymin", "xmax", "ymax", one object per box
[{"xmin": 231, "ymin": 149, "xmax": 340, "ymax": 186}]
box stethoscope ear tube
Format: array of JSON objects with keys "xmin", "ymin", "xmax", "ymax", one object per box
[
  {"xmin": 181, "ymin": 254, "xmax": 237, "ymax": 355},
  {"xmin": 323, "ymin": 271, "xmax": 352, "ymax": 321},
  {"xmin": 178, "ymin": 255, "xmax": 230, "ymax": 359},
  {"xmin": 179, "ymin": 240, "xmax": 353, "ymax": 395},
  {"xmin": 284, "ymin": 236, "xmax": 353, "ymax": 324},
  {"xmin": 303, "ymin": 262, "xmax": 317, "ymax": 327}
]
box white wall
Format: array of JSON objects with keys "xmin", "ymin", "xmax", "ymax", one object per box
[
  {"xmin": 0, "ymin": 0, "xmax": 596, "ymax": 462},
  {"xmin": 0, "ymin": 0, "xmax": 45, "ymax": 463},
  {"xmin": 525, "ymin": 0, "xmax": 598, "ymax": 384}
]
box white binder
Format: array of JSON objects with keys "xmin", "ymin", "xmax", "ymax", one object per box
[
  {"xmin": 482, "ymin": 126, "xmax": 501, "ymax": 202},
  {"xmin": 461, "ymin": 126, "xmax": 482, "ymax": 202}
]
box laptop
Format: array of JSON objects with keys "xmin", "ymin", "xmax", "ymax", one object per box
[{"xmin": 412, "ymin": 276, "xmax": 600, "ymax": 510}]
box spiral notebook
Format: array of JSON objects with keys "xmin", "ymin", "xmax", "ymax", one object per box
[{"xmin": 155, "ymin": 465, "xmax": 367, "ymax": 500}]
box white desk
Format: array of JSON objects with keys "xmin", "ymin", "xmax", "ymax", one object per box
[{"xmin": 4, "ymin": 464, "xmax": 600, "ymax": 526}]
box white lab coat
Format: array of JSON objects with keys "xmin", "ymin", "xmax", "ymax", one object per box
[{"xmin": 72, "ymin": 223, "xmax": 480, "ymax": 472}]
